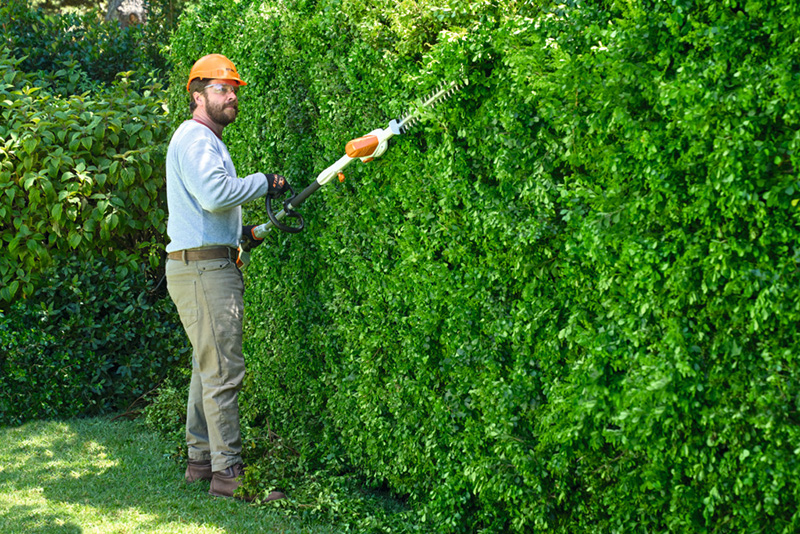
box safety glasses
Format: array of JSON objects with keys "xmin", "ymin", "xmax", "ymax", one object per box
[{"xmin": 205, "ymin": 83, "xmax": 239, "ymax": 95}]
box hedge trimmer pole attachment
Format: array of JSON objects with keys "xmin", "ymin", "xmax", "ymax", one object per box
[{"xmin": 240, "ymin": 78, "xmax": 466, "ymax": 262}]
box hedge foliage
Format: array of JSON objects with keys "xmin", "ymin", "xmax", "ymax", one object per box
[
  {"xmin": 0, "ymin": 47, "xmax": 170, "ymax": 302},
  {"xmin": 0, "ymin": 0, "xmax": 170, "ymax": 83},
  {"xmin": 0, "ymin": 257, "xmax": 189, "ymax": 426},
  {"xmin": 168, "ymin": 0, "xmax": 800, "ymax": 531},
  {"xmin": 1, "ymin": 1, "xmax": 186, "ymax": 423}
]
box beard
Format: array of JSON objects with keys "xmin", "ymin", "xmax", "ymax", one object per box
[{"xmin": 206, "ymin": 98, "xmax": 238, "ymax": 126}]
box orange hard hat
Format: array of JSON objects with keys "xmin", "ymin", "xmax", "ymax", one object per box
[{"xmin": 186, "ymin": 54, "xmax": 247, "ymax": 92}]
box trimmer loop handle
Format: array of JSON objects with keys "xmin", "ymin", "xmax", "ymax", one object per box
[{"xmin": 266, "ymin": 185, "xmax": 305, "ymax": 233}]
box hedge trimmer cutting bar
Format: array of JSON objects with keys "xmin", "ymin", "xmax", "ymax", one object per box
[
  {"xmin": 395, "ymin": 80, "xmax": 465, "ymax": 133},
  {"xmin": 247, "ymin": 79, "xmax": 466, "ymax": 240}
]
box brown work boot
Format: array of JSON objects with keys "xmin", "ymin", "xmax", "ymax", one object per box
[
  {"xmin": 209, "ymin": 463, "xmax": 286, "ymax": 503},
  {"xmin": 185, "ymin": 459, "xmax": 213, "ymax": 483}
]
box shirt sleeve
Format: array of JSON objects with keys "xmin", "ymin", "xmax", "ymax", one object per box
[{"xmin": 178, "ymin": 133, "xmax": 269, "ymax": 213}]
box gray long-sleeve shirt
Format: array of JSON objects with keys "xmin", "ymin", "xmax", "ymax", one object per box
[{"xmin": 165, "ymin": 119, "xmax": 270, "ymax": 253}]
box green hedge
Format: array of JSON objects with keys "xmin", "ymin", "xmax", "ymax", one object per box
[
  {"xmin": 0, "ymin": 0, "xmax": 170, "ymax": 83},
  {"xmin": 0, "ymin": 47, "xmax": 170, "ymax": 302},
  {"xmin": 169, "ymin": 0, "xmax": 800, "ymax": 531},
  {"xmin": 0, "ymin": 257, "xmax": 189, "ymax": 426},
  {"xmin": 0, "ymin": 1, "xmax": 186, "ymax": 423}
]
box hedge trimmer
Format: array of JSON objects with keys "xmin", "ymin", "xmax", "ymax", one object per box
[{"xmin": 238, "ymin": 79, "xmax": 465, "ymax": 265}]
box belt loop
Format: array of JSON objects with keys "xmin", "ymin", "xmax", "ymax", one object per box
[{"xmin": 182, "ymin": 249, "xmax": 188, "ymax": 265}]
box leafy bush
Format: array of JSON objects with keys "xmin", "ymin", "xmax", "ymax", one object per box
[
  {"xmin": 0, "ymin": 256, "xmax": 189, "ymax": 425},
  {"xmin": 142, "ymin": 371, "xmax": 190, "ymax": 453},
  {"xmin": 0, "ymin": 47, "xmax": 170, "ymax": 303},
  {"xmin": 0, "ymin": 312, "xmax": 79, "ymax": 423},
  {"xmin": 0, "ymin": 1, "xmax": 188, "ymax": 426},
  {"xmin": 167, "ymin": 0, "xmax": 800, "ymax": 532},
  {"xmin": 0, "ymin": 0, "xmax": 168, "ymax": 83}
]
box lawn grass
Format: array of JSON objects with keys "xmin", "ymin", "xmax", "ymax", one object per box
[{"xmin": 0, "ymin": 417, "xmax": 342, "ymax": 534}]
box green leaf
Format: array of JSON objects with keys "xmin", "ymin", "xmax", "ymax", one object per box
[
  {"xmin": 50, "ymin": 203, "xmax": 63, "ymax": 222},
  {"xmin": 22, "ymin": 137, "xmax": 37, "ymax": 154},
  {"xmin": 67, "ymin": 231, "xmax": 82, "ymax": 249}
]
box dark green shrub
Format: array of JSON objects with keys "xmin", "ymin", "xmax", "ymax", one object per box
[
  {"xmin": 0, "ymin": 312, "xmax": 85, "ymax": 424},
  {"xmin": 0, "ymin": 257, "xmax": 189, "ymax": 425},
  {"xmin": 0, "ymin": 0, "xmax": 168, "ymax": 83},
  {"xmin": 167, "ymin": 0, "xmax": 800, "ymax": 532},
  {"xmin": 0, "ymin": 47, "xmax": 170, "ymax": 303},
  {"xmin": 142, "ymin": 371, "xmax": 190, "ymax": 455},
  {"xmin": 0, "ymin": 1, "xmax": 187, "ymax": 427}
]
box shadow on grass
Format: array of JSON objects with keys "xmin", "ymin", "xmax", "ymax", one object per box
[
  {"xmin": 2, "ymin": 503, "xmax": 82, "ymax": 533},
  {"xmin": 0, "ymin": 417, "xmax": 340, "ymax": 534}
]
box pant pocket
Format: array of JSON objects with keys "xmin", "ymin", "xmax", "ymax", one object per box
[
  {"xmin": 167, "ymin": 277, "xmax": 200, "ymax": 329},
  {"xmin": 199, "ymin": 258, "xmax": 234, "ymax": 273}
]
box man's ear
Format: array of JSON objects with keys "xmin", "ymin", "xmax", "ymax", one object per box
[{"xmin": 192, "ymin": 90, "xmax": 204, "ymax": 109}]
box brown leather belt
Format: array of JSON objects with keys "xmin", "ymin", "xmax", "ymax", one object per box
[{"xmin": 167, "ymin": 246, "xmax": 238, "ymax": 262}]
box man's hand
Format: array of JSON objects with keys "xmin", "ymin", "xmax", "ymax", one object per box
[
  {"xmin": 265, "ymin": 174, "xmax": 290, "ymax": 198},
  {"xmin": 240, "ymin": 225, "xmax": 263, "ymax": 252}
]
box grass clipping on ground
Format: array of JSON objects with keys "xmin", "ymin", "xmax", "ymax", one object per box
[{"xmin": 0, "ymin": 417, "xmax": 339, "ymax": 534}]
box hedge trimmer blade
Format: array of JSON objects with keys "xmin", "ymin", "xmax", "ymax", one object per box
[{"xmin": 396, "ymin": 79, "xmax": 467, "ymax": 133}]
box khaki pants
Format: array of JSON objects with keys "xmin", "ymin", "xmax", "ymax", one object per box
[{"xmin": 166, "ymin": 256, "xmax": 245, "ymax": 472}]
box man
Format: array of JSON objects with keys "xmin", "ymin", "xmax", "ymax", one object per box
[{"xmin": 165, "ymin": 53, "xmax": 287, "ymax": 502}]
